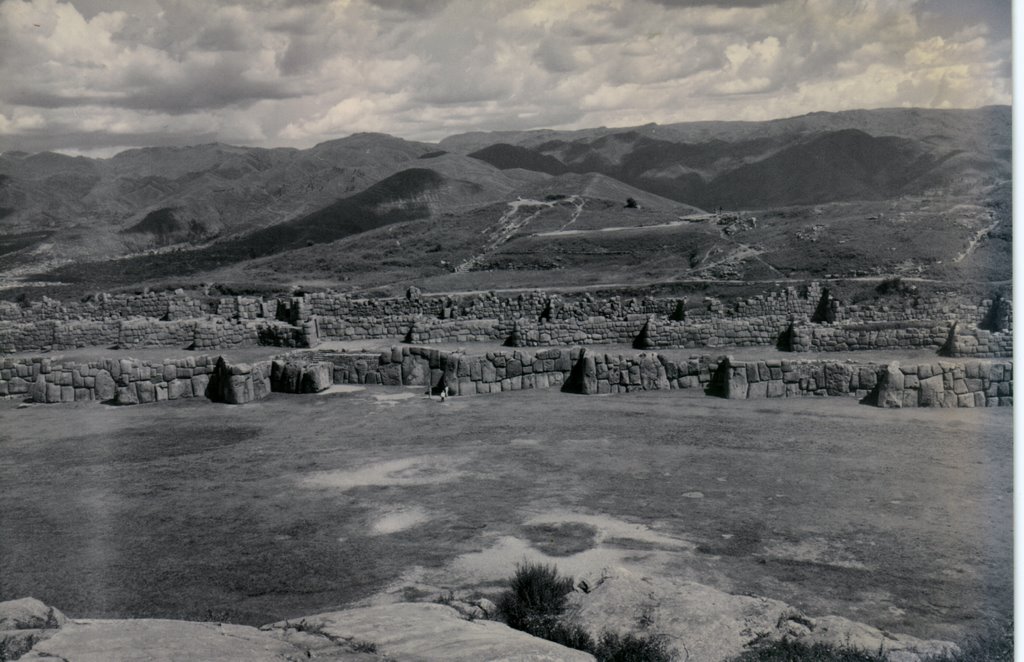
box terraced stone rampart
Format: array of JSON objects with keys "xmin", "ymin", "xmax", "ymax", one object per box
[
  {"xmin": 0, "ymin": 283, "xmax": 1011, "ymax": 356},
  {"xmin": 3, "ymin": 345, "xmax": 1011, "ymax": 408}
]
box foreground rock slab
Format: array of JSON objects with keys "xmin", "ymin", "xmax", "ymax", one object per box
[
  {"xmin": 15, "ymin": 618, "xmax": 364, "ymax": 662},
  {"xmin": 264, "ymin": 603, "xmax": 596, "ymax": 662},
  {"xmin": 0, "ymin": 597, "xmax": 67, "ymax": 660}
]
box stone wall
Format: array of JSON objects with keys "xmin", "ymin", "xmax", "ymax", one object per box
[
  {"xmin": 299, "ymin": 346, "xmax": 1013, "ymax": 408},
  {"xmin": 872, "ymin": 360, "xmax": 1011, "ymax": 408},
  {"xmin": 0, "ymin": 283, "xmax": 1011, "ymax": 356},
  {"xmin": 943, "ymin": 327, "xmax": 1014, "ymax": 358},
  {"xmin": 790, "ymin": 321, "xmax": 949, "ymax": 353},
  {"xmin": 5, "ymin": 345, "xmax": 1012, "ymax": 409},
  {"xmin": 1, "ymin": 355, "xmax": 218, "ymax": 403},
  {"xmin": 0, "ymin": 318, "xmax": 259, "ymax": 353}
]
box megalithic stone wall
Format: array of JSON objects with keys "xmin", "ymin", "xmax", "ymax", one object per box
[
  {"xmin": 0, "ymin": 283, "xmax": 1012, "ymax": 355},
  {"xmin": 2, "ymin": 347, "xmax": 1013, "ymax": 409}
]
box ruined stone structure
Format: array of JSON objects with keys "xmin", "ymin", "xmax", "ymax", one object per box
[
  {"xmin": 0, "ymin": 283, "xmax": 1011, "ymax": 357},
  {"xmin": 6, "ymin": 345, "xmax": 1007, "ymax": 409}
]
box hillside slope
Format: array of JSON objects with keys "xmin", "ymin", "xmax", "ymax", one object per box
[{"xmin": 447, "ymin": 106, "xmax": 1010, "ymax": 209}]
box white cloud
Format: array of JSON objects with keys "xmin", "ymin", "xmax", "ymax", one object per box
[{"xmin": 0, "ymin": 0, "xmax": 1011, "ymax": 153}]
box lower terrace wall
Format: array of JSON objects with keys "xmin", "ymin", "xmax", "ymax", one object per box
[
  {"xmin": 3, "ymin": 345, "xmax": 1011, "ymax": 408},
  {"xmin": 292, "ymin": 346, "xmax": 1013, "ymax": 408},
  {"xmin": 2, "ymin": 355, "xmax": 218, "ymax": 403}
]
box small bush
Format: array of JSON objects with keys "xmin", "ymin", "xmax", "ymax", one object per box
[
  {"xmin": 874, "ymin": 277, "xmax": 917, "ymax": 297},
  {"xmin": 732, "ymin": 639, "xmax": 886, "ymax": 661},
  {"xmin": 497, "ymin": 562, "xmax": 576, "ymax": 633},
  {"xmin": 350, "ymin": 639, "xmax": 378, "ymax": 653},
  {"xmin": 595, "ymin": 631, "xmax": 673, "ymax": 662},
  {"xmin": 496, "ymin": 562, "xmax": 675, "ymax": 661},
  {"xmin": 542, "ymin": 621, "xmax": 596, "ymax": 652}
]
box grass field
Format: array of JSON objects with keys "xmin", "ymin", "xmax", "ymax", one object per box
[{"xmin": 0, "ymin": 387, "xmax": 1011, "ymax": 646}]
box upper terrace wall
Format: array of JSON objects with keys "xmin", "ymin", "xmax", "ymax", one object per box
[
  {"xmin": 0, "ymin": 319, "xmax": 260, "ymax": 353},
  {"xmin": 1, "ymin": 283, "xmax": 1008, "ymax": 328},
  {"xmin": 0, "ymin": 283, "xmax": 1011, "ymax": 356}
]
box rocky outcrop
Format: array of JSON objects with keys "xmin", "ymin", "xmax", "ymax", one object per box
[
  {"xmin": 1, "ymin": 589, "xmax": 965, "ymax": 662},
  {"xmin": 0, "ymin": 598, "xmax": 66, "ymax": 661},
  {"xmin": 565, "ymin": 567, "xmax": 957, "ymax": 662},
  {"xmin": 15, "ymin": 618, "xmax": 371, "ymax": 662},
  {"xmin": 264, "ymin": 603, "xmax": 595, "ymax": 662},
  {"xmin": 5, "ymin": 597, "xmax": 590, "ymax": 662}
]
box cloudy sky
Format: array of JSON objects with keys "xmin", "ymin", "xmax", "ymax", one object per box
[{"xmin": 0, "ymin": 0, "xmax": 1012, "ymax": 155}]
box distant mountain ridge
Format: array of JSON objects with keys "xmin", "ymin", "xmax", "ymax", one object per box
[
  {"xmin": 459, "ymin": 107, "xmax": 1010, "ymax": 209},
  {"xmin": 0, "ymin": 106, "xmax": 1011, "ymax": 296}
]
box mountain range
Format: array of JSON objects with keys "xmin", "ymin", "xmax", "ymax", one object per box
[{"xmin": 0, "ymin": 106, "xmax": 1010, "ymax": 298}]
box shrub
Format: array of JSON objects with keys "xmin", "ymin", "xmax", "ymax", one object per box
[
  {"xmin": 496, "ymin": 562, "xmax": 676, "ymax": 661},
  {"xmin": 595, "ymin": 631, "xmax": 673, "ymax": 662},
  {"xmin": 496, "ymin": 562, "xmax": 576, "ymax": 633},
  {"xmin": 874, "ymin": 277, "xmax": 917, "ymax": 297},
  {"xmin": 350, "ymin": 639, "xmax": 378, "ymax": 653},
  {"xmin": 731, "ymin": 639, "xmax": 886, "ymax": 661},
  {"xmin": 543, "ymin": 621, "xmax": 596, "ymax": 653}
]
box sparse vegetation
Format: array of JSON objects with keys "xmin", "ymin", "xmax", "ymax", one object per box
[
  {"xmin": 730, "ymin": 618, "xmax": 1013, "ymax": 662},
  {"xmin": 731, "ymin": 639, "xmax": 887, "ymax": 661},
  {"xmin": 349, "ymin": 639, "xmax": 378, "ymax": 653},
  {"xmin": 594, "ymin": 631, "xmax": 673, "ymax": 662},
  {"xmin": 497, "ymin": 562, "xmax": 575, "ymax": 633},
  {"xmin": 496, "ymin": 562, "xmax": 674, "ymax": 661},
  {"xmin": 874, "ymin": 277, "xmax": 918, "ymax": 297}
]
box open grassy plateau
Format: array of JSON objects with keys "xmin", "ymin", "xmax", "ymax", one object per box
[{"xmin": 0, "ymin": 387, "xmax": 1010, "ymax": 644}]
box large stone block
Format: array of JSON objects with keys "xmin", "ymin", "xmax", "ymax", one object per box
[
  {"xmin": 115, "ymin": 384, "xmax": 139, "ymax": 405},
  {"xmin": 876, "ymin": 362, "xmax": 904, "ymax": 408},
  {"xmin": 918, "ymin": 375, "xmax": 945, "ymax": 407},
  {"xmin": 380, "ymin": 361, "xmax": 402, "ymax": 386},
  {"xmin": 747, "ymin": 381, "xmax": 768, "ymax": 399},
  {"xmin": 723, "ymin": 360, "xmax": 748, "ymax": 400},
  {"xmin": 301, "ymin": 363, "xmax": 333, "ymax": 393},
  {"xmin": 29, "ymin": 376, "xmax": 47, "ymax": 403},
  {"xmin": 191, "ymin": 374, "xmax": 210, "ymax": 397},
  {"xmin": 94, "ymin": 370, "xmax": 116, "ymax": 401},
  {"xmin": 824, "ymin": 363, "xmax": 850, "ymax": 395}
]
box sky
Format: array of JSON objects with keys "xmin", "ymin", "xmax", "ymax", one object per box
[{"xmin": 0, "ymin": 0, "xmax": 1012, "ymax": 156}]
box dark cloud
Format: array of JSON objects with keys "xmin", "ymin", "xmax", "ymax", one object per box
[
  {"xmin": 9, "ymin": 71, "xmax": 302, "ymax": 114},
  {"xmin": 367, "ymin": 0, "xmax": 452, "ymax": 16},
  {"xmin": 194, "ymin": 23, "xmax": 249, "ymax": 52},
  {"xmin": 912, "ymin": 0, "xmax": 1011, "ymax": 40},
  {"xmin": 535, "ymin": 39, "xmax": 580, "ymax": 74}
]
